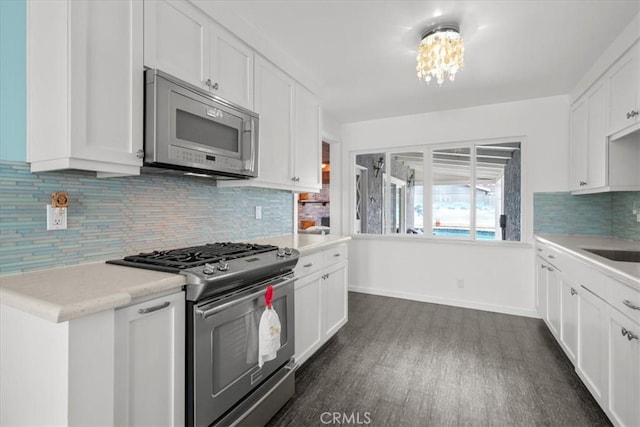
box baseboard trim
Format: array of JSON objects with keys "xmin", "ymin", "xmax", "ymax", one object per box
[{"xmin": 348, "ymin": 285, "xmax": 540, "ymax": 318}]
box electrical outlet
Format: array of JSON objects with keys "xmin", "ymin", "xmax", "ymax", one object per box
[
  {"xmin": 255, "ymin": 206, "xmax": 262, "ymax": 220},
  {"xmin": 456, "ymin": 278, "xmax": 464, "ymax": 288},
  {"xmin": 46, "ymin": 205, "xmax": 67, "ymax": 230}
]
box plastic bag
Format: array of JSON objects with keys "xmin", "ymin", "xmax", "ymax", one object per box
[{"xmin": 258, "ymin": 285, "xmax": 281, "ymax": 367}]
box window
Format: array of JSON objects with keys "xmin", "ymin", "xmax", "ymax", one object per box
[{"xmin": 353, "ymin": 140, "xmax": 521, "ymax": 241}]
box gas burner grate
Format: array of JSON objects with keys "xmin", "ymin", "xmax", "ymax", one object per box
[{"xmin": 115, "ymin": 242, "xmax": 278, "ymax": 270}]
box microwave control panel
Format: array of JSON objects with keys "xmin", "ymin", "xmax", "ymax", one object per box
[{"xmin": 169, "ymin": 145, "xmax": 243, "ymax": 171}]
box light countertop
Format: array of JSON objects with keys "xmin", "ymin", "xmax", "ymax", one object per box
[
  {"xmin": 0, "ymin": 234, "xmax": 351, "ymax": 323},
  {"xmin": 0, "ymin": 262, "xmax": 186, "ymax": 323},
  {"xmin": 250, "ymin": 233, "xmax": 351, "ymax": 255},
  {"xmin": 535, "ymin": 234, "xmax": 640, "ymax": 289}
]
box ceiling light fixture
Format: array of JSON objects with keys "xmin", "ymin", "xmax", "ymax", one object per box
[{"xmin": 416, "ymin": 24, "xmax": 464, "ymax": 85}]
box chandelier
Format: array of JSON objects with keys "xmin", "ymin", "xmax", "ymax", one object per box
[{"xmin": 416, "ymin": 24, "xmax": 464, "ymax": 85}]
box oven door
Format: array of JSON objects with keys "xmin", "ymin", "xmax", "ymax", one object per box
[{"xmin": 190, "ymin": 274, "xmax": 295, "ymax": 426}]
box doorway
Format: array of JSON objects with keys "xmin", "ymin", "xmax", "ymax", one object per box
[{"xmin": 297, "ymin": 141, "xmax": 331, "ymax": 234}]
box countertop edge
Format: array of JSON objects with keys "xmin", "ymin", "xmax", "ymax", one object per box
[{"xmin": 534, "ymin": 234, "xmax": 640, "ymax": 290}]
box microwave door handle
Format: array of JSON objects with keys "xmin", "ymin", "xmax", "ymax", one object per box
[{"xmin": 195, "ymin": 275, "xmax": 297, "ymax": 319}]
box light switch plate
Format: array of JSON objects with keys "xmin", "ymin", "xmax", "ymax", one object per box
[
  {"xmin": 46, "ymin": 205, "xmax": 67, "ymax": 230},
  {"xmin": 255, "ymin": 206, "xmax": 262, "ymax": 220}
]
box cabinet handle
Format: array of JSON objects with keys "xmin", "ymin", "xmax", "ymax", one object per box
[
  {"xmin": 205, "ymin": 79, "xmax": 212, "ymax": 87},
  {"xmin": 291, "ymin": 177, "xmax": 297, "ymax": 182},
  {"xmin": 333, "ymin": 253, "xmax": 341, "ymax": 258},
  {"xmin": 570, "ymin": 288, "xmax": 577, "ymax": 296},
  {"xmin": 537, "ymin": 248, "xmax": 543, "ymax": 252},
  {"xmin": 547, "ymin": 266, "xmax": 554, "ymax": 272},
  {"xmin": 623, "ymin": 300, "xmax": 640, "ymax": 311},
  {"xmin": 138, "ymin": 301, "xmax": 170, "ymax": 315},
  {"xmin": 212, "ymin": 82, "xmax": 219, "ymax": 90},
  {"xmin": 541, "ymin": 265, "xmax": 547, "ymax": 270},
  {"xmin": 628, "ymin": 331, "xmax": 639, "ymax": 341},
  {"xmin": 579, "ymin": 181, "xmax": 587, "ymax": 186},
  {"xmin": 626, "ymin": 110, "xmax": 639, "ymax": 119},
  {"xmin": 622, "ymin": 327, "xmax": 628, "ymax": 336},
  {"xmin": 136, "ymin": 149, "xmax": 144, "ymax": 159},
  {"xmin": 548, "ymin": 254, "xmax": 555, "ymax": 259},
  {"xmin": 303, "ymin": 263, "xmax": 313, "ymax": 268}
]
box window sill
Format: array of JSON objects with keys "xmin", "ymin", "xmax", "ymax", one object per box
[{"xmin": 350, "ymin": 233, "xmax": 533, "ymax": 248}]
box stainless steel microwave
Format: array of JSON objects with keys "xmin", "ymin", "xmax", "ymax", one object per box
[{"xmin": 144, "ymin": 69, "xmax": 259, "ymax": 179}]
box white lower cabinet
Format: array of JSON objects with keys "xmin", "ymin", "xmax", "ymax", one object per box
[
  {"xmin": 114, "ymin": 291, "xmax": 185, "ymax": 427},
  {"xmin": 323, "ymin": 261, "xmax": 348, "ymax": 338},
  {"xmin": 546, "ymin": 264, "xmax": 561, "ymax": 338},
  {"xmin": 535, "ymin": 237, "xmax": 640, "ymax": 426},
  {"xmin": 577, "ymin": 286, "xmax": 609, "ymax": 405},
  {"xmin": 607, "ymin": 308, "xmax": 640, "ymax": 427},
  {"xmin": 294, "ymin": 244, "xmax": 348, "ymax": 367},
  {"xmin": 294, "ymin": 271, "xmax": 324, "ymax": 365},
  {"xmin": 560, "ymin": 278, "xmax": 579, "ymax": 363}
]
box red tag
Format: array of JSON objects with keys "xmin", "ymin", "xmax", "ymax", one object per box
[{"xmin": 265, "ymin": 285, "xmax": 273, "ymax": 308}]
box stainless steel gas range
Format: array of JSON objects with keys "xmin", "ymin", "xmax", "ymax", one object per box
[{"xmin": 108, "ymin": 242, "xmax": 299, "ymax": 426}]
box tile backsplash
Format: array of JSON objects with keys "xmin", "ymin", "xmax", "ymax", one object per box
[
  {"xmin": 0, "ymin": 161, "xmax": 293, "ymax": 275},
  {"xmin": 534, "ymin": 191, "xmax": 640, "ymax": 241}
]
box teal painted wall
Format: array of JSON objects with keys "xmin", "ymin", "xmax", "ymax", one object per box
[{"xmin": 0, "ymin": 0, "xmax": 26, "ymax": 161}]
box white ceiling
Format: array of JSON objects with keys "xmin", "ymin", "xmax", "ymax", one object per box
[{"xmin": 208, "ymin": 1, "xmax": 639, "ymax": 124}]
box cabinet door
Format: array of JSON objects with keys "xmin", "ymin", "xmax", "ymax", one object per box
[
  {"xmin": 560, "ymin": 278, "xmax": 579, "ymax": 363},
  {"xmin": 254, "ymin": 56, "xmax": 294, "ymax": 185},
  {"xmin": 577, "ymin": 286, "xmax": 608, "ymax": 405},
  {"xmin": 210, "ymin": 25, "xmax": 254, "ymax": 109},
  {"xmin": 323, "ymin": 261, "xmax": 348, "ymax": 339},
  {"xmin": 144, "ymin": 0, "xmax": 209, "ymax": 90},
  {"xmin": 535, "ymin": 256, "xmax": 548, "ymax": 319},
  {"xmin": 608, "ymin": 43, "xmax": 639, "ymax": 135},
  {"xmin": 546, "ymin": 264, "xmax": 561, "ymax": 339},
  {"xmin": 294, "ymin": 272, "xmax": 323, "ymax": 367},
  {"xmin": 114, "ymin": 292, "xmax": 185, "ymax": 427},
  {"xmin": 586, "ymin": 82, "xmax": 607, "ymax": 189},
  {"xmin": 293, "ymin": 85, "xmax": 322, "ymax": 190},
  {"xmin": 607, "ymin": 308, "xmax": 640, "ymax": 427},
  {"xmin": 570, "ymin": 98, "xmax": 589, "ymax": 191},
  {"xmin": 69, "ymin": 0, "xmax": 143, "ymax": 169}
]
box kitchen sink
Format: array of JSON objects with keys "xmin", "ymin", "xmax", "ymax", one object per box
[{"xmin": 583, "ymin": 248, "xmax": 640, "ymax": 263}]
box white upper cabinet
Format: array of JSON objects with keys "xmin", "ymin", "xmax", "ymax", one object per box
[
  {"xmin": 570, "ymin": 98, "xmax": 589, "ymax": 191},
  {"xmin": 253, "ymin": 55, "xmax": 295, "ymax": 186},
  {"xmin": 144, "ymin": 0, "xmax": 254, "ymax": 110},
  {"xmin": 144, "ymin": 0, "xmax": 209, "ymax": 91},
  {"xmin": 210, "ymin": 25, "xmax": 254, "ymax": 109},
  {"xmin": 219, "ymin": 55, "xmax": 322, "ymax": 192},
  {"xmin": 27, "ymin": 0, "xmax": 143, "ymax": 176},
  {"xmin": 607, "ymin": 42, "xmax": 640, "ymax": 138},
  {"xmin": 294, "ymin": 85, "xmax": 322, "ymax": 190}
]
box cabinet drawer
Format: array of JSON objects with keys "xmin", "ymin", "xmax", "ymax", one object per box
[
  {"xmin": 295, "ymin": 251, "xmax": 324, "ymax": 277},
  {"xmin": 535, "ymin": 242, "xmax": 565, "ymax": 270},
  {"xmin": 608, "ymin": 280, "xmax": 640, "ymax": 324},
  {"xmin": 324, "ymin": 244, "xmax": 348, "ymax": 265}
]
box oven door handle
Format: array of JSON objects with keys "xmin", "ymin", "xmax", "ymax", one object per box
[{"xmin": 196, "ymin": 276, "xmax": 298, "ymax": 319}]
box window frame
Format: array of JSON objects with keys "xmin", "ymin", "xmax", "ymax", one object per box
[{"xmin": 349, "ymin": 136, "xmax": 527, "ymax": 244}]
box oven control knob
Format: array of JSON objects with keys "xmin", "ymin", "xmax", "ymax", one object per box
[
  {"xmin": 203, "ymin": 263, "xmax": 216, "ymax": 275},
  {"xmin": 284, "ymin": 247, "xmax": 293, "ymax": 256},
  {"xmin": 217, "ymin": 261, "xmax": 229, "ymax": 271},
  {"xmin": 276, "ymin": 248, "xmax": 285, "ymax": 257}
]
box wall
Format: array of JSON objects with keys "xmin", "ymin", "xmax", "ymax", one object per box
[
  {"xmin": 341, "ymin": 95, "xmax": 570, "ymax": 317},
  {"xmin": 0, "ymin": 162, "xmax": 293, "ymax": 275},
  {"xmin": 535, "ymin": 191, "xmax": 640, "ymax": 241},
  {"xmin": 503, "ymin": 149, "xmax": 521, "ymax": 241},
  {"xmin": 0, "ymin": 0, "xmax": 26, "ymax": 161}
]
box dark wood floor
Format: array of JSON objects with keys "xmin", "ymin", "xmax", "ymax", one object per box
[{"xmin": 267, "ymin": 292, "xmax": 611, "ymax": 427}]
